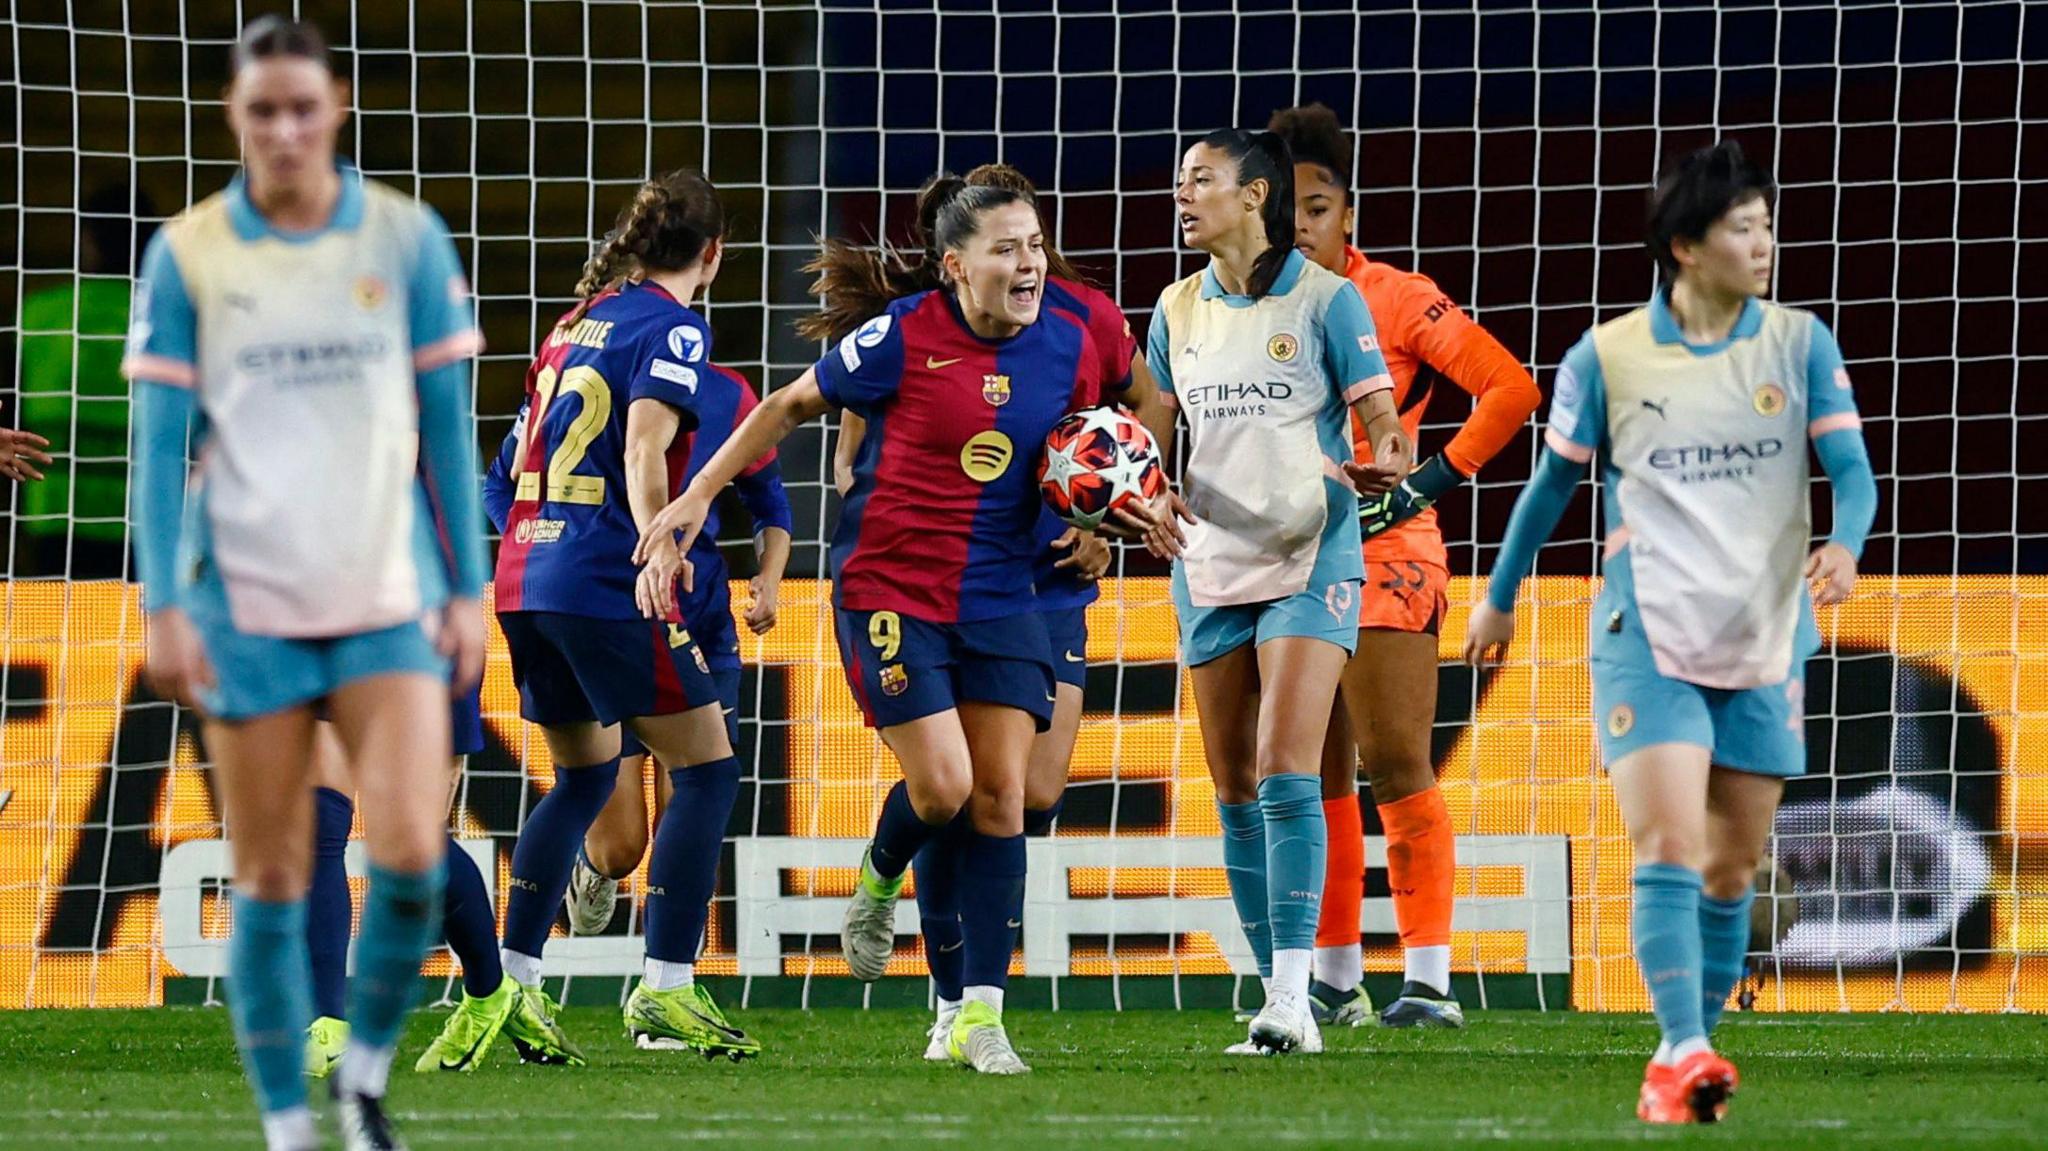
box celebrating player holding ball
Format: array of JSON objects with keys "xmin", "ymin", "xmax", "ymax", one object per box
[
  {"xmin": 1465, "ymin": 141, "xmax": 1876, "ymax": 1123},
  {"xmin": 1147, "ymin": 128, "xmax": 1410, "ymax": 1055},
  {"xmin": 830, "ymin": 163, "xmax": 1168, "ymax": 1058},
  {"xmin": 1268, "ymin": 102, "xmax": 1543, "ymax": 1028},
  {"xmin": 637, "ymin": 174, "xmax": 1161, "ymax": 1073}
]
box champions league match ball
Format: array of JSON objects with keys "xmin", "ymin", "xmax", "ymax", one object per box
[{"xmin": 1038, "ymin": 406, "xmax": 1167, "ymax": 531}]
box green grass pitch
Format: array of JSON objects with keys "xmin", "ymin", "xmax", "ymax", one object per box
[{"xmin": 4, "ymin": 1005, "xmax": 2045, "ymax": 1148}]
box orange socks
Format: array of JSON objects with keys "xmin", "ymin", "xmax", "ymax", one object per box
[
  {"xmin": 1380, "ymin": 785, "xmax": 1455, "ymax": 993},
  {"xmin": 1316, "ymin": 797, "xmax": 1364, "ymax": 948},
  {"xmin": 1312, "ymin": 798, "xmax": 1365, "ymax": 991}
]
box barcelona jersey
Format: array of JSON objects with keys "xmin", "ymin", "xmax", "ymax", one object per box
[
  {"xmin": 494, "ymin": 281, "xmax": 712, "ymax": 620},
  {"xmin": 818, "ymin": 289, "xmax": 1102, "ymax": 624},
  {"xmin": 1031, "ymin": 276, "xmax": 1138, "ymax": 613}
]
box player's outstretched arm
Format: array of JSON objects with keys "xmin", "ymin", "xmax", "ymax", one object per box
[
  {"xmin": 1462, "ymin": 448, "xmax": 1584, "ymax": 666},
  {"xmin": 634, "ymin": 367, "xmax": 833, "ymax": 568}
]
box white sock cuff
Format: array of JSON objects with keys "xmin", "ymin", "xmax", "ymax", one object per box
[
  {"xmin": 643, "ymin": 958, "xmax": 694, "ymax": 991},
  {"xmin": 339, "ymin": 1040, "xmax": 396, "ymax": 1100},
  {"xmin": 1313, "ymin": 943, "xmax": 1363, "ymax": 992},
  {"xmin": 501, "ymin": 948, "xmax": 543, "ymax": 988},
  {"xmin": 962, "ymin": 985, "xmax": 1004, "ymax": 1013},
  {"xmin": 1271, "ymin": 948, "xmax": 1313, "ymax": 997}
]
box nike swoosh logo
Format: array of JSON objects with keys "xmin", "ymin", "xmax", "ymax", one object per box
[
  {"xmin": 438, "ymin": 1025, "xmax": 495, "ymax": 1071},
  {"xmin": 926, "ymin": 356, "xmax": 963, "ymax": 369},
  {"xmin": 937, "ymin": 940, "xmax": 964, "ymax": 954},
  {"xmin": 1006, "ymin": 919, "xmax": 1023, "ymax": 929},
  {"xmin": 680, "ymin": 1001, "xmax": 747, "ymax": 1041},
  {"xmin": 1063, "ymin": 650, "xmax": 1083, "ymax": 663}
]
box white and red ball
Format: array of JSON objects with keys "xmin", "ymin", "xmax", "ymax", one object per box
[{"xmin": 1038, "ymin": 406, "xmax": 1166, "ymax": 531}]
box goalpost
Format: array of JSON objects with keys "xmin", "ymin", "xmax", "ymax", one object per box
[{"xmin": 2, "ymin": 1, "xmax": 2042, "ymax": 1014}]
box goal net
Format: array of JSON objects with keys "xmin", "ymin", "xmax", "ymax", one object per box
[{"xmin": 2, "ymin": 1, "xmax": 2043, "ymax": 1013}]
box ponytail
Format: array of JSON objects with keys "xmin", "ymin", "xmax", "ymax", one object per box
[
  {"xmin": 798, "ymin": 171, "xmax": 1031, "ymax": 344},
  {"xmin": 561, "ymin": 169, "xmax": 724, "ymax": 330},
  {"xmin": 1196, "ymin": 128, "xmax": 1296, "ymax": 300}
]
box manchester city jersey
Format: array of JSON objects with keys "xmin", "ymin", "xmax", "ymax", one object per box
[
  {"xmin": 1546, "ymin": 290, "xmax": 1863, "ymax": 689},
  {"xmin": 1145, "ymin": 249, "xmax": 1392, "ymax": 607},
  {"xmin": 121, "ymin": 165, "xmax": 484, "ymax": 637}
]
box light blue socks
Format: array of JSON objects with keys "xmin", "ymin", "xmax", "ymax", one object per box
[
  {"xmin": 1634, "ymin": 862, "xmax": 1706, "ymax": 1048},
  {"xmin": 1217, "ymin": 799, "xmax": 1272, "ymax": 979},
  {"xmin": 1699, "ymin": 887, "xmax": 1755, "ymax": 1035},
  {"xmin": 227, "ymin": 893, "xmax": 312, "ymax": 1116}
]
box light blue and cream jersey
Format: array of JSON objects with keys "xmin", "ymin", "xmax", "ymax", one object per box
[
  {"xmin": 1146, "ymin": 250, "xmax": 1393, "ymax": 607},
  {"xmin": 1547, "ymin": 290, "xmax": 1863, "ymax": 689},
  {"xmin": 121, "ymin": 165, "xmax": 483, "ymax": 637}
]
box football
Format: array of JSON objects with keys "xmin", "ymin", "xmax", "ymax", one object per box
[{"xmin": 1038, "ymin": 406, "xmax": 1167, "ymax": 531}]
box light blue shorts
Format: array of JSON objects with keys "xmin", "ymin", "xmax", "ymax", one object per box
[
  {"xmin": 185, "ymin": 569, "xmax": 450, "ymax": 721},
  {"xmin": 1588, "ymin": 580, "xmax": 1807, "ymax": 779},
  {"xmin": 1170, "ymin": 567, "xmax": 1362, "ymax": 667}
]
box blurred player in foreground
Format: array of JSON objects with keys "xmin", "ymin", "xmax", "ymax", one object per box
[
  {"xmin": 124, "ymin": 17, "xmax": 485, "ymax": 1150},
  {"xmin": 1464, "ymin": 140, "xmax": 1876, "ymax": 1123}
]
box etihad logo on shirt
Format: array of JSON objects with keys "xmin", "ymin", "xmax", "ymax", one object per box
[
  {"xmin": 982, "ymin": 374, "xmax": 1011, "ymax": 406},
  {"xmin": 1182, "ymin": 381, "xmax": 1292, "ymax": 419},
  {"xmin": 236, "ymin": 334, "xmax": 392, "ymax": 387},
  {"xmin": 960, "ymin": 430, "xmax": 1014, "ymax": 482},
  {"xmin": 1647, "ymin": 438, "xmax": 1785, "ymax": 484}
]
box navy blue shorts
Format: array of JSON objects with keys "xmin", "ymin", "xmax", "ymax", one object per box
[
  {"xmin": 451, "ymin": 685, "xmax": 485, "ymax": 757},
  {"xmin": 834, "ymin": 608, "xmax": 1055, "ymax": 733},
  {"xmin": 1041, "ymin": 606, "xmax": 1090, "ymax": 691},
  {"xmin": 501, "ymin": 611, "xmax": 721, "ymax": 728},
  {"xmin": 619, "ymin": 668, "xmax": 739, "ymax": 759}
]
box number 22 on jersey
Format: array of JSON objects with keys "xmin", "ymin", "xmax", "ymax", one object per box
[{"xmin": 515, "ymin": 363, "xmax": 610, "ymax": 505}]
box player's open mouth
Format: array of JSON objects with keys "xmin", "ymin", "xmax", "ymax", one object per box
[
  {"xmin": 1179, "ymin": 212, "xmax": 1199, "ymax": 231},
  {"xmin": 1009, "ymin": 281, "xmax": 1040, "ymax": 305}
]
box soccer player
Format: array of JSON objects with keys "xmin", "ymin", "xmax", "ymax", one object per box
[
  {"xmin": 124, "ymin": 18, "xmax": 485, "ymax": 1151},
  {"xmin": 1146, "ymin": 128, "xmax": 1409, "ymax": 1055},
  {"xmin": 558, "ymin": 362, "xmax": 792, "ymax": 938},
  {"xmin": 829, "ymin": 163, "xmax": 1143, "ymax": 1058},
  {"xmin": 492, "ymin": 170, "xmax": 759, "ymax": 1060},
  {"xmin": 1267, "ymin": 103, "xmax": 1544, "ymax": 1028},
  {"xmin": 1463, "ymin": 141, "xmax": 1876, "ymax": 1123},
  {"xmin": 637, "ymin": 175, "xmax": 1151, "ymax": 1073}
]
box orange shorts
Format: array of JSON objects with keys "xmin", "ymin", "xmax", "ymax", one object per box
[{"xmin": 1361, "ymin": 559, "xmax": 1449, "ymax": 635}]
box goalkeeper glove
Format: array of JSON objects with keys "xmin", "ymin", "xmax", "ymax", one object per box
[{"xmin": 1358, "ymin": 454, "xmax": 1466, "ymax": 539}]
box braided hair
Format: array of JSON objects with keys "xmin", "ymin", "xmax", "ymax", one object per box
[{"xmin": 560, "ymin": 169, "xmax": 725, "ymax": 329}]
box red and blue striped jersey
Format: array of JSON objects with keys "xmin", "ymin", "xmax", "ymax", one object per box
[
  {"xmin": 1032, "ymin": 276, "xmax": 1138, "ymax": 612},
  {"xmin": 493, "ymin": 281, "xmax": 713, "ymax": 620},
  {"xmin": 818, "ymin": 288, "xmax": 1102, "ymax": 624}
]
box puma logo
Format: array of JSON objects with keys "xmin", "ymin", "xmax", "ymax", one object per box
[
  {"xmin": 926, "ymin": 356, "xmax": 963, "ymax": 369},
  {"xmin": 1641, "ymin": 398, "xmax": 1670, "ymax": 420}
]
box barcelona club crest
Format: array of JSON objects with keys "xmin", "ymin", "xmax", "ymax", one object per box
[
  {"xmin": 1753, "ymin": 382, "xmax": 1787, "ymax": 417},
  {"xmin": 353, "ymin": 275, "xmax": 388, "ymax": 311},
  {"xmin": 982, "ymin": 373, "xmax": 1011, "ymax": 406},
  {"xmin": 879, "ymin": 664, "xmax": 909, "ymax": 697}
]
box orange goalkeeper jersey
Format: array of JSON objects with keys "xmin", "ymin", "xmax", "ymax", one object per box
[{"xmin": 1342, "ymin": 246, "xmax": 1541, "ymax": 568}]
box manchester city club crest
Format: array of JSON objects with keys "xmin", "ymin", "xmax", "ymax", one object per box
[
  {"xmin": 1754, "ymin": 382, "xmax": 1787, "ymax": 417},
  {"xmin": 1607, "ymin": 704, "xmax": 1635, "ymax": 738},
  {"xmin": 982, "ymin": 373, "xmax": 1011, "ymax": 406},
  {"xmin": 1268, "ymin": 332, "xmax": 1299, "ymax": 362},
  {"xmin": 879, "ymin": 665, "xmax": 909, "ymax": 696},
  {"xmin": 353, "ymin": 275, "xmax": 388, "ymax": 311}
]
